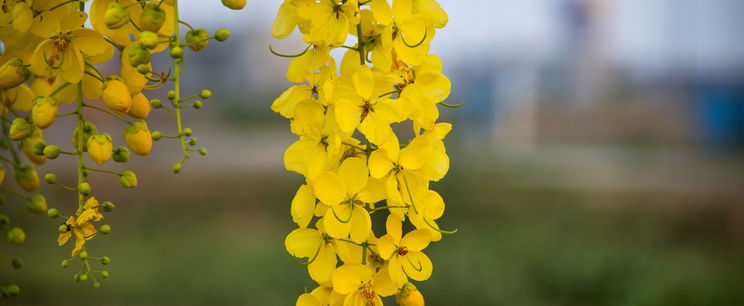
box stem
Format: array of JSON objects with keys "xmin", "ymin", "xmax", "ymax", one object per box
[
  {"xmin": 0, "ymin": 187, "xmax": 30, "ymax": 200},
  {"xmin": 83, "ymin": 104, "xmax": 134, "ymax": 125},
  {"xmin": 172, "ymin": 0, "xmax": 190, "ymax": 164},
  {"xmin": 76, "ymin": 83, "xmax": 86, "ymax": 214},
  {"xmin": 356, "ymin": 23, "xmax": 365, "ymax": 65},
  {"xmin": 85, "ymin": 167, "xmax": 121, "ymax": 176}
]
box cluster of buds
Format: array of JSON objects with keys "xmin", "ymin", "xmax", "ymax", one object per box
[
  {"xmin": 0, "ymin": 0, "xmax": 243, "ymax": 294},
  {"xmin": 270, "ymin": 0, "xmax": 458, "ymax": 305}
]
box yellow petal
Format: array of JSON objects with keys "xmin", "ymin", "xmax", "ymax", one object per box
[
  {"xmin": 377, "ymin": 234, "xmax": 397, "ymax": 260},
  {"xmin": 348, "ymin": 207, "xmax": 371, "ymax": 244},
  {"xmin": 308, "ymin": 243, "xmax": 337, "ymax": 283},
  {"xmin": 285, "ymin": 227, "xmax": 323, "ymax": 258},
  {"xmin": 421, "ymin": 189, "xmax": 444, "ymax": 220},
  {"xmin": 352, "ymin": 66, "xmax": 375, "ymax": 100},
  {"xmin": 359, "ymin": 112, "xmax": 392, "ymax": 144},
  {"xmin": 399, "ymin": 136, "xmax": 433, "ymax": 170},
  {"xmin": 401, "ymin": 229, "xmax": 431, "ymax": 252},
  {"xmin": 334, "ymin": 98, "xmax": 363, "ymax": 133},
  {"xmin": 296, "ymin": 293, "xmax": 322, "ymax": 306},
  {"xmin": 71, "ymin": 28, "xmax": 111, "ymax": 58},
  {"xmin": 291, "ymin": 184, "xmax": 317, "ymax": 228},
  {"xmin": 323, "ymin": 204, "xmax": 352, "ymax": 239},
  {"xmin": 272, "ymin": 85, "xmax": 313, "ymax": 118},
  {"xmin": 392, "ymin": 0, "xmax": 413, "ymax": 21},
  {"xmin": 402, "ymin": 251, "xmax": 432, "ymax": 281},
  {"xmin": 313, "ymin": 171, "xmax": 346, "ymax": 206},
  {"xmin": 60, "ymin": 47, "xmax": 84, "ymax": 84},
  {"xmin": 339, "ymin": 157, "xmax": 368, "ymax": 195},
  {"xmin": 387, "ymin": 255, "xmax": 408, "ymax": 285},
  {"xmin": 373, "ymin": 265, "xmax": 399, "ymax": 297},
  {"xmin": 272, "ymin": 1, "xmax": 298, "ymax": 38},
  {"xmin": 368, "ymin": 150, "xmax": 394, "ymax": 179},
  {"xmin": 332, "ymin": 264, "xmax": 373, "ymax": 295},
  {"xmin": 370, "ymin": 0, "xmax": 393, "ymax": 25}
]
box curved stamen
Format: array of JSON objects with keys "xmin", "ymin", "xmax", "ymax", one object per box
[{"xmin": 269, "ymin": 44, "xmax": 311, "ymax": 58}]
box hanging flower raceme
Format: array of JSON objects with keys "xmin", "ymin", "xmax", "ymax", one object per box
[
  {"xmin": 270, "ymin": 0, "xmax": 457, "ymax": 305},
  {"xmin": 0, "ymin": 0, "xmax": 244, "ymax": 295}
]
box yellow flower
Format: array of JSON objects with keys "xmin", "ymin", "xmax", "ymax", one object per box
[
  {"xmin": 298, "ymin": 0, "xmax": 360, "ymax": 47},
  {"xmin": 331, "ymin": 264, "xmax": 388, "ymax": 305},
  {"xmin": 284, "ymin": 101, "xmax": 343, "ymax": 179},
  {"xmin": 29, "ymin": 12, "xmax": 112, "ymax": 83},
  {"xmin": 127, "ymin": 92, "xmax": 151, "ymax": 119},
  {"xmin": 334, "ymin": 66, "xmax": 407, "ymax": 144},
  {"xmin": 31, "ymin": 96, "xmax": 58, "ymax": 129},
  {"xmin": 102, "ymin": 78, "xmax": 132, "ymax": 114},
  {"xmin": 395, "ymin": 282, "xmax": 425, "ymax": 306},
  {"xmin": 395, "ymin": 55, "xmax": 451, "ymax": 130},
  {"xmin": 285, "ymin": 226, "xmax": 338, "ymax": 283},
  {"xmin": 1, "ymin": 83, "xmax": 34, "ymax": 112},
  {"xmin": 313, "ymin": 157, "xmax": 377, "ymax": 243},
  {"xmin": 377, "ymin": 214, "xmax": 433, "ymax": 285},
  {"xmin": 0, "ymin": 57, "xmax": 30, "ymax": 89},
  {"xmin": 87, "ymin": 133, "xmax": 113, "ymax": 165},
  {"xmin": 123, "ymin": 120, "xmax": 152, "ymax": 156}
]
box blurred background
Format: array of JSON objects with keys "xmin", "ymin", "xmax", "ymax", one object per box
[{"xmin": 4, "ymin": 0, "xmax": 744, "ymax": 305}]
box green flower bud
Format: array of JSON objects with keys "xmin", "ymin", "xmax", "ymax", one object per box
[
  {"xmin": 79, "ymin": 251, "xmax": 88, "ymax": 259},
  {"xmin": 193, "ymin": 100, "xmax": 203, "ymax": 109},
  {"xmin": 43, "ymin": 144, "xmax": 60, "ymax": 159},
  {"xmin": 61, "ymin": 259, "xmax": 70, "ymax": 268},
  {"xmin": 199, "ymin": 148, "xmax": 208, "ymax": 156},
  {"xmin": 82, "ymin": 168, "xmax": 90, "ymax": 177},
  {"xmin": 139, "ymin": 4, "xmax": 166, "ymax": 32},
  {"xmin": 93, "ymin": 282, "xmax": 101, "ymax": 289},
  {"xmin": 119, "ymin": 170, "xmax": 137, "ymax": 188},
  {"xmin": 11, "ymin": 258, "xmax": 22, "ymax": 269},
  {"xmin": 47, "ymin": 208, "xmax": 59, "ymax": 218},
  {"xmin": 188, "ymin": 137, "xmax": 197, "ymax": 146},
  {"xmin": 104, "ymin": 2, "xmax": 129, "ymax": 30},
  {"xmin": 26, "ymin": 193, "xmax": 47, "ymax": 215},
  {"xmin": 5, "ymin": 284, "xmax": 20, "ymax": 297},
  {"xmin": 102, "ymin": 201, "xmax": 115, "ymax": 212},
  {"xmin": 151, "ymin": 130, "xmax": 162, "ymax": 140},
  {"xmin": 222, "ymin": 0, "xmax": 246, "ymax": 10},
  {"xmin": 31, "ymin": 96, "xmax": 58, "ymax": 129},
  {"xmin": 137, "ymin": 64, "xmax": 151, "ymax": 75},
  {"xmin": 9, "ymin": 118, "xmax": 33, "ymax": 141},
  {"xmin": 7, "ymin": 227, "xmax": 25, "ymax": 245},
  {"xmin": 113, "ymin": 146, "xmax": 130, "ymax": 163},
  {"xmin": 150, "ymin": 99, "xmax": 163, "ymax": 108},
  {"xmin": 15, "ymin": 165, "xmax": 39, "ymax": 192},
  {"xmin": 100, "ymin": 224, "xmax": 111, "ymax": 234},
  {"xmin": 32, "ymin": 141, "xmax": 46, "ymax": 155},
  {"xmin": 215, "ymin": 28, "xmax": 231, "ymax": 41},
  {"xmin": 139, "ymin": 31, "xmax": 159, "ymax": 49},
  {"xmin": 183, "ymin": 128, "xmax": 192, "ymax": 136},
  {"xmin": 101, "ymin": 257, "xmax": 110, "ymax": 265},
  {"xmin": 167, "ymin": 90, "xmax": 176, "ymax": 100},
  {"xmin": 101, "ymin": 270, "xmax": 110, "ymax": 278},
  {"xmin": 170, "ymin": 46, "xmax": 183, "ymax": 59},
  {"xmin": 44, "ymin": 173, "xmax": 57, "ymax": 184},
  {"xmin": 128, "ymin": 43, "xmax": 151, "ymax": 68},
  {"xmin": 78, "ymin": 182, "xmax": 91, "ymax": 196},
  {"xmin": 185, "ymin": 28, "xmax": 210, "ymax": 52},
  {"xmin": 172, "ymin": 162, "xmax": 182, "ymax": 174},
  {"xmin": 73, "ymin": 274, "xmax": 80, "ymax": 282},
  {"xmin": 79, "ymin": 274, "xmax": 88, "ymax": 281},
  {"xmin": 199, "ymin": 89, "xmax": 212, "ymax": 99},
  {"xmin": 0, "ymin": 215, "xmax": 9, "ymax": 227},
  {"xmin": 58, "ymin": 224, "xmax": 68, "ymax": 233}
]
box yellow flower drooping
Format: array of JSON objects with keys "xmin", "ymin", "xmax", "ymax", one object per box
[{"xmin": 271, "ymin": 0, "xmax": 455, "ymax": 304}]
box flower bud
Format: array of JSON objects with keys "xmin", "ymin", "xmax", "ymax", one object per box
[
  {"xmin": 43, "ymin": 144, "xmax": 61, "ymax": 159},
  {"xmin": 79, "ymin": 251, "xmax": 88, "ymax": 259},
  {"xmin": 136, "ymin": 64, "xmax": 150, "ymax": 74},
  {"xmin": 58, "ymin": 224, "xmax": 69, "ymax": 233},
  {"xmin": 15, "ymin": 165, "xmax": 39, "ymax": 192},
  {"xmin": 128, "ymin": 43, "xmax": 151, "ymax": 68},
  {"xmin": 188, "ymin": 137, "xmax": 197, "ymax": 145},
  {"xmin": 123, "ymin": 120, "xmax": 152, "ymax": 155},
  {"xmin": 102, "ymin": 78, "xmax": 132, "ymax": 115},
  {"xmin": 9, "ymin": 117, "xmax": 33, "ymax": 141},
  {"xmin": 79, "ymin": 274, "xmax": 88, "ymax": 281},
  {"xmin": 11, "ymin": 258, "xmax": 22, "ymax": 269},
  {"xmin": 78, "ymin": 182, "xmax": 91, "ymax": 196},
  {"xmin": 101, "ymin": 270, "xmax": 110, "ymax": 278},
  {"xmin": 170, "ymin": 46, "xmax": 183, "ymax": 59},
  {"xmin": 0, "ymin": 58, "xmax": 30, "ymax": 89},
  {"xmin": 26, "ymin": 193, "xmax": 47, "ymax": 215},
  {"xmin": 139, "ymin": 4, "xmax": 166, "ymax": 32},
  {"xmin": 222, "ymin": 0, "xmax": 246, "ymax": 10},
  {"xmin": 61, "ymin": 260, "xmax": 70, "ymax": 268},
  {"xmin": 104, "ymin": 2, "xmax": 129, "ymax": 30},
  {"xmin": 45, "ymin": 173, "xmax": 57, "ymax": 184},
  {"xmin": 183, "ymin": 128, "xmax": 192, "ymax": 136},
  {"xmin": 199, "ymin": 89, "xmax": 212, "ymax": 99},
  {"xmin": 32, "ymin": 141, "xmax": 46, "ymax": 155},
  {"xmin": 193, "ymin": 100, "xmax": 203, "ymax": 109},
  {"xmin": 396, "ymin": 283, "xmax": 425, "ymax": 306},
  {"xmin": 198, "ymin": 148, "xmax": 207, "ymax": 156},
  {"xmin": 172, "ymin": 162, "xmax": 182, "ymax": 174},
  {"xmin": 102, "ymin": 201, "xmax": 115, "ymax": 212},
  {"xmin": 215, "ymin": 29, "xmax": 231, "ymax": 41},
  {"xmin": 101, "ymin": 257, "xmax": 111, "ymax": 266},
  {"xmin": 100, "ymin": 224, "xmax": 111, "ymax": 235},
  {"xmin": 128, "ymin": 92, "xmax": 151, "ymax": 119},
  {"xmin": 150, "ymin": 99, "xmax": 162, "ymax": 108},
  {"xmin": 167, "ymin": 90, "xmax": 176, "ymax": 100},
  {"xmin": 0, "ymin": 215, "xmax": 9, "ymax": 227},
  {"xmin": 151, "ymin": 131, "xmax": 163, "ymax": 140},
  {"xmin": 72, "ymin": 122, "xmax": 98, "ymax": 152},
  {"xmin": 185, "ymin": 28, "xmax": 210, "ymax": 52},
  {"xmin": 4, "ymin": 284, "xmax": 20, "ymax": 297},
  {"xmin": 47, "ymin": 208, "xmax": 59, "ymax": 218},
  {"xmin": 113, "ymin": 146, "xmax": 130, "ymax": 163},
  {"xmin": 87, "ymin": 133, "xmax": 113, "ymax": 165},
  {"xmin": 6, "ymin": 227, "xmax": 25, "ymax": 245},
  {"xmin": 139, "ymin": 31, "xmax": 159, "ymax": 49},
  {"xmin": 31, "ymin": 96, "xmax": 58, "ymax": 129},
  {"xmin": 119, "ymin": 170, "xmax": 137, "ymax": 188},
  {"xmin": 93, "ymin": 282, "xmax": 101, "ymax": 289}
]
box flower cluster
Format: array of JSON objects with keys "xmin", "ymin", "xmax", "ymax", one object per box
[
  {"xmin": 271, "ymin": 0, "xmax": 455, "ymax": 305},
  {"xmin": 0, "ymin": 0, "xmax": 243, "ymax": 294}
]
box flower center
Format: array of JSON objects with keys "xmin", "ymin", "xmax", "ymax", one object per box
[
  {"xmin": 398, "ymin": 246, "xmax": 408, "ymax": 256},
  {"xmin": 360, "ymin": 99, "xmax": 373, "ymax": 122},
  {"xmin": 51, "ymin": 31, "xmax": 72, "ymax": 52},
  {"xmin": 362, "ymin": 283, "xmax": 376, "ymax": 305}
]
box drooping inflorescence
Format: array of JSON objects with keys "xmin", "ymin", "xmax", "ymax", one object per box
[
  {"xmin": 0, "ymin": 0, "xmax": 244, "ymax": 295},
  {"xmin": 270, "ymin": 1, "xmax": 456, "ymax": 305}
]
